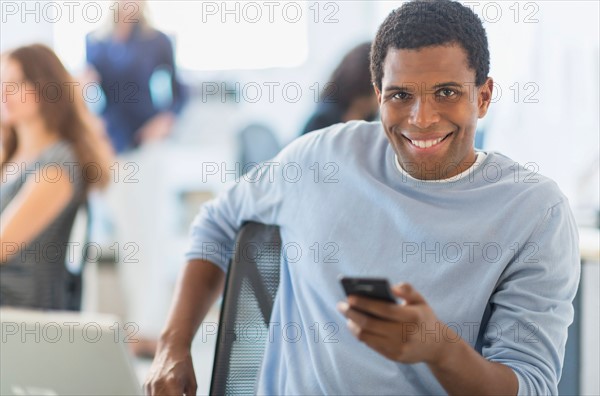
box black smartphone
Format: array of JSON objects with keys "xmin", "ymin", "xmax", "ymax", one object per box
[{"xmin": 340, "ymin": 277, "xmax": 397, "ymax": 303}]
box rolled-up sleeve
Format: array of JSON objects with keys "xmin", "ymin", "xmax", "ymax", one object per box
[{"xmin": 481, "ymin": 199, "xmax": 580, "ymax": 395}]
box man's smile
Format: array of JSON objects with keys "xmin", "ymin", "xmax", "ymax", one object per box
[{"xmin": 401, "ymin": 131, "xmax": 454, "ymax": 150}]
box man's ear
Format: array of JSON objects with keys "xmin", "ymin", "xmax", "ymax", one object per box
[
  {"xmin": 478, "ymin": 77, "xmax": 494, "ymax": 118},
  {"xmin": 373, "ymin": 83, "xmax": 382, "ymax": 105}
]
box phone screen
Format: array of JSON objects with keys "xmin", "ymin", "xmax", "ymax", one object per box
[{"xmin": 340, "ymin": 277, "xmax": 396, "ymax": 303}]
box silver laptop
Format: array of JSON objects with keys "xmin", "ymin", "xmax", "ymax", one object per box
[{"xmin": 1, "ymin": 309, "xmax": 142, "ymax": 396}]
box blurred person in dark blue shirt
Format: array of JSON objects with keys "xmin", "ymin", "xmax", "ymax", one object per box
[{"xmin": 85, "ymin": 0, "xmax": 186, "ymax": 153}]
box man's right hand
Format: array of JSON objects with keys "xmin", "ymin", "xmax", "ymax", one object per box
[
  {"xmin": 143, "ymin": 341, "xmax": 197, "ymax": 396},
  {"xmin": 143, "ymin": 259, "xmax": 225, "ymax": 395}
]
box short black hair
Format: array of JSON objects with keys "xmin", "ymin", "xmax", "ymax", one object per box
[{"xmin": 370, "ymin": 0, "xmax": 490, "ymax": 90}]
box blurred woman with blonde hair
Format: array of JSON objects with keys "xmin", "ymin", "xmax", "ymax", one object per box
[
  {"xmin": 86, "ymin": 0, "xmax": 186, "ymax": 153},
  {"xmin": 1, "ymin": 44, "xmax": 112, "ymax": 309}
]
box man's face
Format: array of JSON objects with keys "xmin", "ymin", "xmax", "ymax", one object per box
[{"xmin": 374, "ymin": 45, "xmax": 493, "ymax": 180}]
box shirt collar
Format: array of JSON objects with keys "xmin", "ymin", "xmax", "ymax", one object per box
[{"xmin": 394, "ymin": 151, "xmax": 488, "ymax": 183}]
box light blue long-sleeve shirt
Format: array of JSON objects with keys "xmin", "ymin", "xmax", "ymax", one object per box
[{"xmin": 186, "ymin": 121, "xmax": 580, "ymax": 395}]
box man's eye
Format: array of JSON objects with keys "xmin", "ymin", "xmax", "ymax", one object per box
[
  {"xmin": 392, "ymin": 92, "xmax": 411, "ymax": 100},
  {"xmin": 437, "ymin": 88, "xmax": 457, "ymax": 97}
]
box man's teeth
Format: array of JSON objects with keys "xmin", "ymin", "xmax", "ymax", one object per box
[{"xmin": 410, "ymin": 136, "xmax": 445, "ymax": 148}]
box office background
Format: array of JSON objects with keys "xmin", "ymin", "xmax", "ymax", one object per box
[{"xmin": 2, "ymin": 1, "xmax": 598, "ymax": 394}]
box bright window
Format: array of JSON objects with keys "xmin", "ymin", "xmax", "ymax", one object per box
[{"xmin": 53, "ymin": 1, "xmax": 309, "ymax": 72}]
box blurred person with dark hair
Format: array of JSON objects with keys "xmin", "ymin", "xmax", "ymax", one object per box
[
  {"xmin": 0, "ymin": 44, "xmax": 112, "ymax": 309},
  {"xmin": 301, "ymin": 42, "xmax": 378, "ymax": 135}
]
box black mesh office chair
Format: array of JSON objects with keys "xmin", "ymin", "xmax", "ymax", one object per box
[{"xmin": 209, "ymin": 222, "xmax": 282, "ymax": 395}]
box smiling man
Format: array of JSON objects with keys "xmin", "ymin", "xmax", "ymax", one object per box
[{"xmin": 146, "ymin": 1, "xmax": 580, "ymax": 395}]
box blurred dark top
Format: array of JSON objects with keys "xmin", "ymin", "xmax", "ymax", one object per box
[
  {"xmin": 301, "ymin": 101, "xmax": 346, "ymax": 135},
  {"xmin": 86, "ymin": 23, "xmax": 186, "ymax": 153}
]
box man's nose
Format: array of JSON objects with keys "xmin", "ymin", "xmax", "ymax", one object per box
[{"xmin": 408, "ymin": 96, "xmax": 440, "ymax": 129}]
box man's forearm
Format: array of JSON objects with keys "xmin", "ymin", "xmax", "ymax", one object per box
[
  {"xmin": 428, "ymin": 334, "xmax": 518, "ymax": 396},
  {"xmin": 158, "ymin": 259, "xmax": 225, "ymax": 348}
]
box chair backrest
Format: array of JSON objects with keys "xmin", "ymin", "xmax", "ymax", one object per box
[
  {"xmin": 64, "ymin": 202, "xmax": 90, "ymax": 311},
  {"xmin": 209, "ymin": 222, "xmax": 282, "ymax": 395},
  {"xmin": 238, "ymin": 123, "xmax": 281, "ymax": 171}
]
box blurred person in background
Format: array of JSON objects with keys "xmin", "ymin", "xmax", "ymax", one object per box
[
  {"xmin": 0, "ymin": 44, "xmax": 112, "ymax": 309},
  {"xmin": 85, "ymin": 0, "xmax": 186, "ymax": 153},
  {"xmin": 84, "ymin": 0, "xmax": 187, "ymax": 358},
  {"xmin": 301, "ymin": 41, "xmax": 379, "ymax": 135}
]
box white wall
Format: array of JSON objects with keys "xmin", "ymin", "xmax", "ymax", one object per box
[
  {"xmin": 1, "ymin": 1, "xmax": 53, "ymax": 51},
  {"xmin": 483, "ymin": 1, "xmax": 600, "ymax": 215}
]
